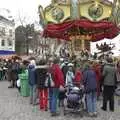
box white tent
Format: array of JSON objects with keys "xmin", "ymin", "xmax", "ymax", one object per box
[{"xmin": 91, "ymin": 34, "xmax": 120, "ymax": 57}]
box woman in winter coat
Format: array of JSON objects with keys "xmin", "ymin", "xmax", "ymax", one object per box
[
  {"xmin": 83, "ymin": 63, "xmax": 97, "ymax": 117},
  {"xmin": 35, "ymin": 60, "xmax": 48, "ymax": 111},
  {"xmin": 48, "ymin": 58, "xmax": 64, "ymax": 116}
]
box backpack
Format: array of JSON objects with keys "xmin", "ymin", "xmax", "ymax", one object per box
[{"xmin": 45, "ymin": 73, "xmax": 55, "ymax": 87}]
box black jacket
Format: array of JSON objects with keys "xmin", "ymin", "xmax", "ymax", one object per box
[{"xmin": 35, "ymin": 66, "xmax": 48, "ymax": 89}]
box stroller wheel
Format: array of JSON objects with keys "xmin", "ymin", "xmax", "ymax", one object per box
[{"xmin": 80, "ymin": 102, "xmax": 84, "ymax": 109}]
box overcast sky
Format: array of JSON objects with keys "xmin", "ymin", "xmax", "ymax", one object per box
[
  {"xmin": 0, "ymin": 0, "xmax": 113, "ymax": 21},
  {"xmin": 0, "ymin": 0, "xmax": 114, "ymax": 26},
  {"xmin": 0, "ymin": 0, "xmax": 51, "ymax": 26}
]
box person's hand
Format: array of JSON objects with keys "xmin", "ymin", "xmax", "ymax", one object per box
[
  {"xmin": 80, "ymin": 85, "xmax": 84, "ymax": 89},
  {"xmin": 59, "ymin": 85, "xmax": 65, "ymax": 92}
]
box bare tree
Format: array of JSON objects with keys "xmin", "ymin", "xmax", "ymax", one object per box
[{"xmin": 15, "ymin": 11, "xmax": 35, "ymax": 55}]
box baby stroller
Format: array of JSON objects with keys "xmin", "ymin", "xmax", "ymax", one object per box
[{"xmin": 63, "ymin": 85, "xmax": 84, "ymax": 115}]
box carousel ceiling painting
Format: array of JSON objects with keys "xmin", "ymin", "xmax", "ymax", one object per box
[{"xmin": 38, "ymin": 0, "xmax": 120, "ymax": 42}]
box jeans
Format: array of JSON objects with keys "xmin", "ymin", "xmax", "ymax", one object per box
[
  {"xmin": 49, "ymin": 88, "xmax": 59, "ymax": 113},
  {"xmin": 30, "ymin": 85, "xmax": 38, "ymax": 105},
  {"xmin": 86, "ymin": 91, "xmax": 97, "ymax": 113}
]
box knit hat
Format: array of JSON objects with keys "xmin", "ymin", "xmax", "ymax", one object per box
[
  {"xmin": 76, "ymin": 64, "xmax": 81, "ymax": 68},
  {"xmin": 107, "ymin": 58, "xmax": 113, "ymax": 63},
  {"xmin": 68, "ymin": 63, "xmax": 74, "ymax": 67},
  {"xmin": 83, "ymin": 63, "xmax": 90, "ymax": 70}
]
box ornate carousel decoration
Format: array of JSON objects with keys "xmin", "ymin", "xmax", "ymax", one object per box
[{"xmin": 38, "ymin": 0, "xmax": 120, "ymax": 53}]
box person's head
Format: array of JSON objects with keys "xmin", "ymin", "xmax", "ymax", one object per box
[
  {"xmin": 68, "ymin": 66, "xmax": 73, "ymax": 71},
  {"xmin": 30, "ymin": 60, "xmax": 36, "ymax": 66},
  {"xmin": 5, "ymin": 59, "xmax": 8, "ymax": 62},
  {"xmin": 48, "ymin": 57, "xmax": 54, "ymax": 67},
  {"xmin": 106, "ymin": 57, "xmax": 113, "ymax": 63},
  {"xmin": 60, "ymin": 58, "xmax": 64, "ymax": 62},
  {"xmin": 15, "ymin": 59, "xmax": 19, "ymax": 63},
  {"xmin": 83, "ymin": 62, "xmax": 90, "ymax": 70},
  {"xmin": 8, "ymin": 59, "xmax": 11, "ymax": 63},
  {"xmin": 11, "ymin": 59, "xmax": 14, "ymax": 63},
  {"xmin": 53, "ymin": 57, "xmax": 59, "ymax": 64},
  {"xmin": 68, "ymin": 63, "xmax": 74, "ymax": 71},
  {"xmin": 76, "ymin": 63, "xmax": 81, "ymax": 70},
  {"xmin": 20, "ymin": 60, "xmax": 28, "ymax": 70},
  {"xmin": 38, "ymin": 60, "xmax": 46, "ymax": 65},
  {"xmin": 92, "ymin": 60, "xmax": 99, "ymax": 68}
]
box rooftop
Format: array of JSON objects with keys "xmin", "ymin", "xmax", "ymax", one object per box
[{"xmin": 0, "ymin": 15, "xmax": 15, "ymax": 26}]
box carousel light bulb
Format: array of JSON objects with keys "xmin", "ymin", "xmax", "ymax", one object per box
[
  {"xmin": 108, "ymin": 10, "xmax": 111, "ymax": 14},
  {"xmin": 95, "ymin": 1, "xmax": 98, "ymax": 7},
  {"xmin": 116, "ymin": 1, "xmax": 119, "ymax": 6}
]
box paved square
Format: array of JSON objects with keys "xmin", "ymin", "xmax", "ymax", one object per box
[{"xmin": 0, "ymin": 81, "xmax": 120, "ymax": 120}]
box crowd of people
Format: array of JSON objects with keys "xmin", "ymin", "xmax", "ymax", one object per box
[{"xmin": 0, "ymin": 55, "xmax": 120, "ymax": 117}]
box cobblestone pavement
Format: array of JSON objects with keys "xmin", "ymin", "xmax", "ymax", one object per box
[{"xmin": 0, "ymin": 81, "xmax": 120, "ymax": 120}]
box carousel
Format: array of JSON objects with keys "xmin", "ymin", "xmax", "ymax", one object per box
[{"xmin": 38, "ymin": 0, "xmax": 120, "ymax": 56}]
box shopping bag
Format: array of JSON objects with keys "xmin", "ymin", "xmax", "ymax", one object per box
[
  {"xmin": 45, "ymin": 73, "xmax": 54, "ymax": 87},
  {"xmin": 17, "ymin": 79, "xmax": 21, "ymax": 87}
]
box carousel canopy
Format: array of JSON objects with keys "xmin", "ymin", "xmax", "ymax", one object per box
[
  {"xmin": 39, "ymin": 0, "xmax": 120, "ymax": 41},
  {"xmin": 43, "ymin": 19, "xmax": 119, "ymax": 42}
]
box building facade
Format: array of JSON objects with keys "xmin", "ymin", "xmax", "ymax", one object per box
[{"xmin": 0, "ymin": 15, "xmax": 15, "ymax": 55}]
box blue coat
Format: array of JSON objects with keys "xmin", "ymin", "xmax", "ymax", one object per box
[
  {"xmin": 83, "ymin": 69, "xmax": 97, "ymax": 93},
  {"xmin": 28, "ymin": 65, "xmax": 36, "ymax": 86}
]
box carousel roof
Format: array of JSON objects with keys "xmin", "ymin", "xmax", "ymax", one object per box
[
  {"xmin": 39, "ymin": 0, "xmax": 120, "ymax": 41},
  {"xmin": 43, "ymin": 19, "xmax": 119, "ymax": 42}
]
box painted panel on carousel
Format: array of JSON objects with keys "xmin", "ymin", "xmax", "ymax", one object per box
[
  {"xmin": 80, "ymin": 1, "xmax": 112, "ymax": 21},
  {"xmin": 44, "ymin": 4, "xmax": 70, "ymax": 23}
]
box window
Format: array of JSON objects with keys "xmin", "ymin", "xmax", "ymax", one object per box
[
  {"xmin": 7, "ymin": 39, "xmax": 12, "ymax": 46},
  {"xmin": 9, "ymin": 29, "xmax": 12, "ymax": 36},
  {"xmin": 2, "ymin": 27, "xmax": 5, "ymax": 35},
  {"xmin": 1, "ymin": 40, "xmax": 5, "ymax": 46}
]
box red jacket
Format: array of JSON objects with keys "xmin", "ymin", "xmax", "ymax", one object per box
[
  {"xmin": 92, "ymin": 64, "xmax": 102, "ymax": 96},
  {"xmin": 51, "ymin": 64, "xmax": 64, "ymax": 88},
  {"xmin": 93, "ymin": 64, "xmax": 102, "ymax": 81},
  {"xmin": 74, "ymin": 70, "xmax": 83, "ymax": 84}
]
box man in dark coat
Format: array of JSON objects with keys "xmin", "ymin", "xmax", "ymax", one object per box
[
  {"xmin": 9, "ymin": 59, "xmax": 20, "ymax": 88},
  {"xmin": 101, "ymin": 58, "xmax": 117, "ymax": 112}
]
